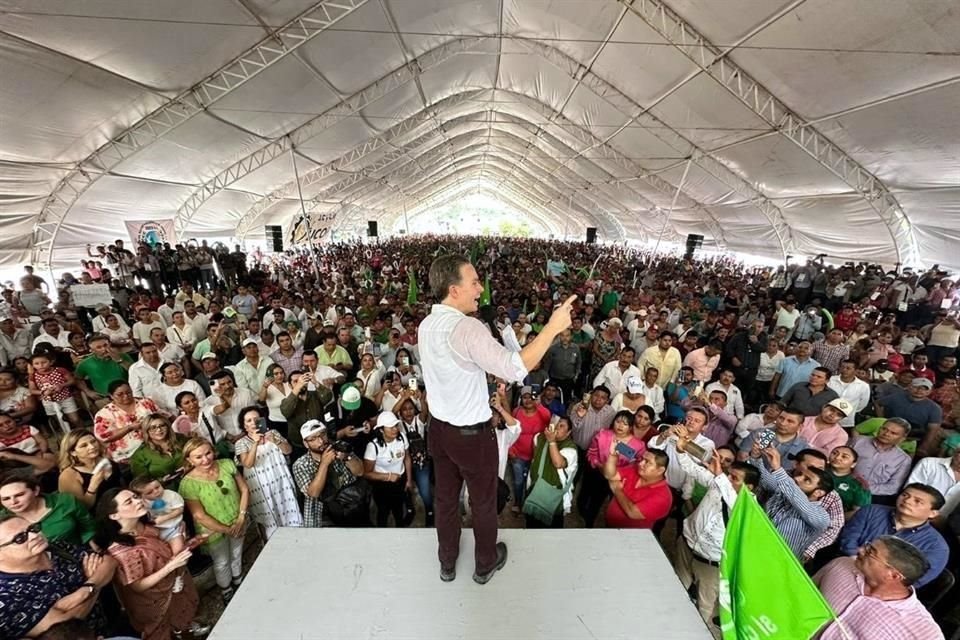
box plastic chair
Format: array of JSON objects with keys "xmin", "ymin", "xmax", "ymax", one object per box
[
  {"xmin": 918, "ymin": 568, "xmax": 955, "ymax": 613},
  {"xmin": 854, "ymin": 417, "xmax": 917, "ymax": 456}
]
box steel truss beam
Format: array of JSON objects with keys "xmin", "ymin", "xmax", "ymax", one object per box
[
  {"xmin": 619, "ymin": 0, "xmax": 919, "ymax": 265},
  {"xmin": 173, "ymin": 36, "xmax": 491, "ymax": 238},
  {"xmin": 234, "ymin": 88, "xmax": 697, "ymax": 245},
  {"xmin": 29, "ymin": 0, "xmax": 369, "ymax": 271}
]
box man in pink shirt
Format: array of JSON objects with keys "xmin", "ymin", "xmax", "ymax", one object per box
[
  {"xmin": 682, "ymin": 340, "xmax": 722, "ymax": 383},
  {"xmin": 814, "ymin": 537, "xmax": 943, "ymax": 639},
  {"xmin": 799, "ymin": 398, "xmax": 852, "ymax": 456}
]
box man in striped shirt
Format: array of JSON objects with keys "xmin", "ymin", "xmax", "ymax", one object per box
[
  {"xmin": 814, "ymin": 537, "xmax": 944, "ymax": 639},
  {"xmin": 756, "ymin": 446, "xmax": 832, "ymax": 558}
]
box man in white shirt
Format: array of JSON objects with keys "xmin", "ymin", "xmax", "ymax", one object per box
[
  {"xmin": 181, "ymin": 301, "xmax": 209, "ymax": 339},
  {"xmin": 672, "ymin": 439, "xmax": 759, "ymax": 627},
  {"xmin": 148, "ymin": 327, "xmax": 186, "ymax": 368},
  {"xmin": 774, "ymin": 300, "xmax": 801, "ymax": 332},
  {"xmin": 636, "ymin": 368, "xmax": 665, "ymax": 419},
  {"xmin": 593, "ymin": 347, "xmax": 642, "ymax": 396},
  {"xmin": 203, "ymin": 370, "xmax": 256, "ymax": 440},
  {"xmin": 907, "ymin": 450, "xmax": 960, "ymax": 519},
  {"xmin": 131, "ymin": 307, "xmax": 166, "ymax": 347},
  {"xmin": 626, "ymin": 309, "xmax": 650, "ymax": 345},
  {"xmin": 231, "ymin": 338, "xmax": 274, "ymax": 393},
  {"xmin": 705, "ymin": 369, "xmax": 745, "ymax": 419},
  {"xmin": 128, "ymin": 342, "xmax": 164, "ymax": 398},
  {"xmin": 827, "ymin": 359, "xmax": 871, "ymax": 429},
  {"xmin": 33, "ymin": 318, "xmax": 71, "ymax": 350},
  {"xmin": 418, "ymin": 254, "xmax": 574, "ymax": 586},
  {"xmin": 91, "ymin": 304, "xmax": 129, "ymax": 334},
  {"xmin": 174, "ymin": 282, "xmax": 209, "ymax": 311},
  {"xmin": 156, "ymin": 295, "xmax": 177, "ymax": 327}
]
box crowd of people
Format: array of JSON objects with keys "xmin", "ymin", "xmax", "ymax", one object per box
[{"xmin": 1, "ymin": 233, "xmax": 959, "ymax": 638}]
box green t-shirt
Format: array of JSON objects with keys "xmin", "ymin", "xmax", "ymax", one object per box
[
  {"xmin": 0, "ymin": 493, "xmax": 95, "ymax": 546},
  {"xmin": 179, "ymin": 458, "xmax": 241, "ymax": 544},
  {"xmin": 75, "ymin": 355, "xmax": 131, "ymax": 395},
  {"xmin": 600, "ymin": 291, "xmax": 620, "ymax": 315},
  {"xmin": 829, "ymin": 471, "xmax": 872, "ymax": 511}
]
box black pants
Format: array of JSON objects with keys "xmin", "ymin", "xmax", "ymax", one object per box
[
  {"xmin": 576, "ymin": 466, "xmax": 610, "ymax": 528},
  {"xmin": 370, "ymin": 476, "xmax": 409, "ymax": 527}
]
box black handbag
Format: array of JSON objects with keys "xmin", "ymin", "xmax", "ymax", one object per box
[{"xmin": 324, "ymin": 477, "xmax": 371, "ymax": 526}]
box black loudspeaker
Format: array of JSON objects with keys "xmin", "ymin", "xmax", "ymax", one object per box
[
  {"xmin": 367, "ymin": 220, "xmax": 378, "ymax": 237},
  {"xmin": 684, "ymin": 233, "xmax": 704, "ymax": 260},
  {"xmin": 265, "ymin": 225, "xmax": 284, "ymax": 252},
  {"xmin": 586, "ymin": 227, "xmax": 597, "ymax": 244}
]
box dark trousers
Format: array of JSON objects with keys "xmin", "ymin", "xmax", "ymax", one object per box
[
  {"xmin": 576, "ymin": 466, "xmax": 610, "ymax": 528},
  {"xmin": 370, "ymin": 476, "xmax": 408, "ymax": 527},
  {"xmin": 430, "ymin": 418, "xmax": 499, "ymax": 574}
]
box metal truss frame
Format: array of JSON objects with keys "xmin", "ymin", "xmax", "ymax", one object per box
[
  {"xmin": 173, "ymin": 36, "xmax": 491, "ymax": 239},
  {"xmin": 620, "ymin": 0, "xmax": 919, "ymax": 265},
  {"xmin": 29, "ymin": 0, "xmax": 369, "ymax": 271}
]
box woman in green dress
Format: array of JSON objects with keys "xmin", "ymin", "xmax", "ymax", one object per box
[
  {"xmin": 178, "ymin": 437, "xmax": 250, "ymax": 603},
  {"xmin": 129, "ymin": 414, "xmax": 186, "ymax": 487}
]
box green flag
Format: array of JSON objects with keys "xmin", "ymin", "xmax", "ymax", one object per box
[
  {"xmin": 479, "ymin": 274, "xmax": 491, "ymax": 307},
  {"xmin": 407, "ymin": 269, "xmax": 418, "ymax": 305},
  {"xmin": 719, "ymin": 490, "xmax": 835, "ymax": 640}
]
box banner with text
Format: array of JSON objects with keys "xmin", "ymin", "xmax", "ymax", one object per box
[
  {"xmin": 125, "ymin": 219, "xmax": 176, "ymax": 247},
  {"xmin": 71, "ymin": 284, "xmax": 113, "ymax": 308}
]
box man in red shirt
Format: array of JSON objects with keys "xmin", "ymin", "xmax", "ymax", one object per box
[{"xmin": 602, "ymin": 442, "xmax": 673, "ymax": 528}]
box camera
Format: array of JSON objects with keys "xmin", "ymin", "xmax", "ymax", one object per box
[{"xmin": 331, "ymin": 440, "xmax": 352, "ymax": 454}]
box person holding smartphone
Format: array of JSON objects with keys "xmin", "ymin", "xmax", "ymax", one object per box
[
  {"xmin": 234, "ymin": 406, "xmax": 302, "ymax": 539},
  {"xmin": 580, "ymin": 410, "xmax": 646, "ymax": 528}
]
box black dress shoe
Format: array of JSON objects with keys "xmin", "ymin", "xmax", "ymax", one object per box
[{"xmin": 472, "ymin": 542, "xmax": 508, "ymax": 585}]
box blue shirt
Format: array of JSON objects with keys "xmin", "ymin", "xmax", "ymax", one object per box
[
  {"xmin": 878, "ymin": 390, "xmax": 943, "ymax": 433},
  {"xmin": 838, "ymin": 504, "xmax": 948, "ymax": 588},
  {"xmin": 775, "ymin": 356, "xmax": 821, "ymax": 397}
]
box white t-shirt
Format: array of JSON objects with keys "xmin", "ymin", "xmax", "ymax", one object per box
[
  {"xmin": 147, "ymin": 489, "xmax": 185, "ymax": 533},
  {"xmin": 364, "ymin": 434, "xmax": 409, "ymax": 475},
  {"xmin": 774, "ymin": 307, "xmax": 800, "ymax": 330}
]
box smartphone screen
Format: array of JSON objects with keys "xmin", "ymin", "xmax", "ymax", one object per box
[
  {"xmin": 615, "ymin": 442, "xmax": 637, "ymax": 461},
  {"xmin": 255, "ymin": 417, "xmax": 269, "ymax": 434}
]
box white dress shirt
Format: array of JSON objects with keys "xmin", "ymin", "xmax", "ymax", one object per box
[
  {"xmin": 33, "ymin": 331, "xmax": 71, "ymax": 350},
  {"xmin": 639, "ymin": 381, "xmax": 666, "ymax": 418},
  {"xmin": 166, "ymin": 324, "xmax": 196, "ymax": 350},
  {"xmin": 418, "ymin": 304, "xmax": 527, "ymax": 426},
  {"xmin": 128, "ymin": 359, "xmax": 163, "ymax": 398},
  {"xmin": 907, "ymin": 457, "xmax": 960, "ymax": 517},
  {"xmin": 203, "ymin": 387, "xmax": 256, "ymax": 437},
  {"xmin": 154, "ymin": 379, "xmax": 206, "ymax": 416},
  {"xmin": 678, "ymin": 452, "xmax": 740, "ymax": 562},
  {"xmin": 656, "ymin": 432, "xmax": 716, "ymax": 491},
  {"xmin": 593, "ymin": 362, "xmax": 642, "ymax": 396}
]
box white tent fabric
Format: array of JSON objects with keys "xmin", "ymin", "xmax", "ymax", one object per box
[{"xmin": 2, "ymin": 0, "xmax": 959, "ymax": 272}]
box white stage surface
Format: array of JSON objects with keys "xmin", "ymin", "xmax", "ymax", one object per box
[{"xmin": 209, "ymin": 528, "xmax": 712, "ymax": 640}]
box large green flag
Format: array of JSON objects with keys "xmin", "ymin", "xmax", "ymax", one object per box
[
  {"xmin": 407, "ymin": 269, "xmax": 418, "ymax": 305},
  {"xmin": 719, "ymin": 490, "xmax": 835, "ymax": 640}
]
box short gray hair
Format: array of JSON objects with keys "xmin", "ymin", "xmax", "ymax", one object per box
[
  {"xmin": 428, "ymin": 254, "xmax": 471, "ymax": 300},
  {"xmin": 875, "ymin": 536, "xmax": 929, "ymax": 586}
]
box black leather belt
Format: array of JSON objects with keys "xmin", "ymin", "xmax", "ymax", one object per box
[
  {"xmin": 455, "ymin": 424, "xmax": 486, "ymax": 435},
  {"xmin": 692, "ymin": 551, "xmax": 720, "ymax": 568}
]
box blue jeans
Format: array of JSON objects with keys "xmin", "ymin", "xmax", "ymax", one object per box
[
  {"xmin": 510, "ymin": 458, "xmax": 531, "ymax": 508},
  {"xmin": 414, "ymin": 464, "xmax": 433, "ymax": 514}
]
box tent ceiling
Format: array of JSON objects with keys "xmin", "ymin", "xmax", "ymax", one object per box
[{"xmin": 2, "ymin": 0, "xmax": 959, "ymax": 270}]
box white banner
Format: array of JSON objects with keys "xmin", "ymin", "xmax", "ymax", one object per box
[
  {"xmin": 125, "ymin": 219, "xmax": 176, "ymax": 247},
  {"xmin": 71, "ymin": 284, "xmax": 113, "ymax": 308}
]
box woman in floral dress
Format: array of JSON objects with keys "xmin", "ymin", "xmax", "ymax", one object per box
[{"xmin": 93, "ymin": 381, "xmax": 159, "ymax": 467}]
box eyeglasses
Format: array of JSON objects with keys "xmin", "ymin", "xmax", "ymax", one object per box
[
  {"xmin": 147, "ymin": 423, "xmax": 167, "ymax": 431},
  {"xmin": 215, "ymin": 479, "xmax": 230, "ymax": 496},
  {"xmin": 0, "ymin": 522, "xmax": 42, "ymax": 548},
  {"xmin": 861, "ymin": 543, "xmax": 899, "ymax": 573}
]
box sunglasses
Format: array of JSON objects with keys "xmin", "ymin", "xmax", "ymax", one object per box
[
  {"xmin": 215, "ymin": 479, "xmax": 230, "ymax": 496},
  {"xmin": 147, "ymin": 423, "xmax": 167, "ymax": 431},
  {"xmin": 0, "ymin": 522, "xmax": 42, "ymax": 548}
]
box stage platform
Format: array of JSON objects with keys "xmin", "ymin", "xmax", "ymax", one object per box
[{"xmin": 209, "ymin": 528, "xmax": 712, "ymax": 640}]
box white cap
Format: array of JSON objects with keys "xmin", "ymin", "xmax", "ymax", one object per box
[
  {"xmin": 300, "ymin": 419, "xmax": 327, "ymax": 441},
  {"xmin": 625, "ymin": 376, "xmax": 643, "ymax": 394},
  {"xmin": 241, "ymin": 337, "xmax": 258, "ymax": 347},
  {"xmin": 375, "ymin": 412, "xmax": 400, "ymax": 429}
]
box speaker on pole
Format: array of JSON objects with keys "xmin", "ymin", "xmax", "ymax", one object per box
[
  {"xmin": 684, "ymin": 234, "xmax": 703, "ymax": 260},
  {"xmin": 367, "ymin": 220, "xmax": 378, "ymax": 238},
  {"xmin": 585, "ymin": 227, "xmax": 597, "ymax": 244},
  {"xmin": 265, "ymin": 225, "xmax": 284, "ymax": 253}
]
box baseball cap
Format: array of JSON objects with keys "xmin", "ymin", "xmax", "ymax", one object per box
[
  {"xmin": 911, "ymin": 378, "xmax": 933, "ymax": 389},
  {"xmin": 340, "ymin": 385, "xmax": 362, "ymax": 410},
  {"xmin": 241, "ymin": 337, "xmax": 259, "ymax": 348},
  {"xmin": 637, "ymin": 310, "xmax": 648, "ymax": 317},
  {"xmin": 222, "ymin": 306, "xmax": 237, "ymax": 318},
  {"xmin": 520, "ymin": 385, "xmax": 535, "ymax": 397},
  {"xmin": 625, "ymin": 376, "xmax": 643, "ymax": 394},
  {"xmin": 300, "ymin": 419, "xmax": 327, "ymax": 441},
  {"xmin": 375, "ymin": 412, "xmax": 400, "ymax": 429},
  {"xmin": 826, "ymin": 398, "xmax": 853, "ymax": 417},
  {"xmin": 200, "ymin": 352, "xmax": 219, "ymax": 361},
  {"xmin": 608, "ymin": 317, "xmax": 623, "ymax": 327}
]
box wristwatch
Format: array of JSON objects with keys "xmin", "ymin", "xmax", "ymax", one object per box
[{"xmin": 81, "ymin": 582, "xmax": 96, "ymax": 595}]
